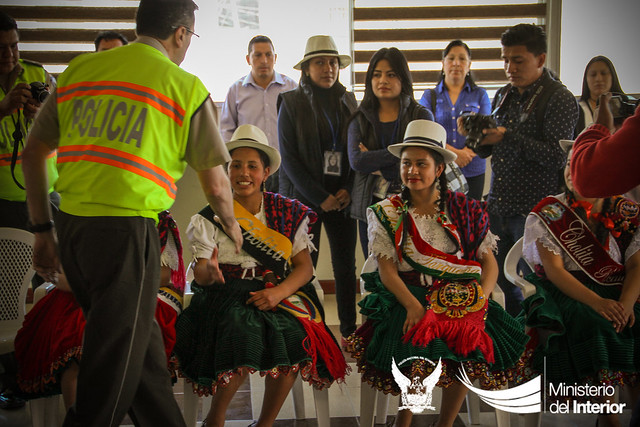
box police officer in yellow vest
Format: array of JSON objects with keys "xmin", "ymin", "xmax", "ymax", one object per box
[
  {"xmin": 22, "ymin": 1, "xmax": 242, "ymax": 425},
  {"xmin": 0, "ymin": 11, "xmax": 57, "ymax": 230}
]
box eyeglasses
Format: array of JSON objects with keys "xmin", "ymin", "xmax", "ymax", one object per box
[{"xmin": 173, "ymin": 25, "xmax": 199, "ymax": 38}]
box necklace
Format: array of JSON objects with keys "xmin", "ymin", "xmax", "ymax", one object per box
[{"xmin": 566, "ymin": 192, "xmax": 618, "ymax": 238}]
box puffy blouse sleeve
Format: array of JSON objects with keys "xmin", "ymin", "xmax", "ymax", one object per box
[
  {"xmin": 366, "ymin": 207, "xmax": 398, "ymax": 263},
  {"xmin": 522, "ymin": 213, "xmax": 562, "ymax": 267},
  {"xmin": 186, "ymin": 213, "xmax": 219, "ymax": 260},
  {"xmin": 291, "ymin": 216, "xmax": 316, "ymax": 257}
]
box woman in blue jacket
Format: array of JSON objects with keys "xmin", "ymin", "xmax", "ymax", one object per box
[{"xmin": 419, "ymin": 40, "xmax": 490, "ymax": 200}]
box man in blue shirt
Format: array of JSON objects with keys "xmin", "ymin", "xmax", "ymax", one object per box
[
  {"xmin": 471, "ymin": 24, "xmax": 578, "ymax": 315},
  {"xmin": 220, "ymin": 35, "xmax": 297, "ymax": 192}
]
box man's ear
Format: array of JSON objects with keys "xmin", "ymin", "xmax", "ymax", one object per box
[
  {"xmin": 536, "ymin": 52, "xmax": 547, "ymax": 69},
  {"xmin": 246, "ymin": 54, "xmax": 251, "ymax": 66}
]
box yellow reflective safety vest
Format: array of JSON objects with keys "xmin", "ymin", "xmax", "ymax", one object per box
[
  {"xmin": 0, "ymin": 59, "xmax": 58, "ymax": 201},
  {"xmin": 55, "ymin": 43, "xmax": 210, "ymax": 219}
]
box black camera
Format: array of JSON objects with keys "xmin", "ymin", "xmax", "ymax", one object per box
[
  {"xmin": 30, "ymin": 81, "xmax": 50, "ymax": 103},
  {"xmin": 460, "ymin": 113, "xmax": 497, "ymax": 152},
  {"xmin": 609, "ymin": 94, "xmax": 638, "ymax": 120}
]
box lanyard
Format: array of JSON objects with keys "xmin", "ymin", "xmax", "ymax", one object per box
[{"xmin": 322, "ymin": 108, "xmax": 340, "ymax": 152}]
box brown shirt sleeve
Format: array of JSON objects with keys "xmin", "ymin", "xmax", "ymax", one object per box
[{"xmin": 184, "ymin": 96, "xmax": 231, "ymax": 171}]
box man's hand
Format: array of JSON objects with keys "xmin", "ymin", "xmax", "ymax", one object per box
[
  {"xmin": 594, "ymin": 92, "xmax": 614, "ymax": 133},
  {"xmin": 335, "ymin": 188, "xmax": 351, "ymax": 210},
  {"xmin": 479, "ymin": 126, "xmax": 506, "ymax": 146},
  {"xmin": 453, "ymin": 146, "xmax": 476, "ymax": 167},
  {"xmin": 221, "ymin": 220, "xmax": 243, "ymax": 254},
  {"xmin": 320, "ymin": 194, "xmax": 341, "ymax": 212},
  {"xmin": 0, "ymin": 83, "xmax": 31, "ymax": 118},
  {"xmin": 32, "ymin": 230, "xmax": 61, "ymax": 284},
  {"xmin": 23, "ymin": 97, "xmax": 43, "ymax": 120}
]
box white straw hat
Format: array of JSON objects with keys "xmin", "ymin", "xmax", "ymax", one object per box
[
  {"xmin": 293, "ymin": 35, "xmax": 351, "ymax": 70},
  {"xmin": 559, "ymin": 139, "xmax": 574, "ymax": 153},
  {"xmin": 226, "ymin": 124, "xmax": 281, "ymax": 175},
  {"xmin": 388, "ymin": 120, "xmax": 457, "ymax": 163}
]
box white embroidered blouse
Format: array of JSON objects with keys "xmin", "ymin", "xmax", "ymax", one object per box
[
  {"xmin": 366, "ymin": 206, "xmax": 498, "ymax": 278},
  {"xmin": 187, "ymin": 199, "xmax": 315, "ymax": 279}
]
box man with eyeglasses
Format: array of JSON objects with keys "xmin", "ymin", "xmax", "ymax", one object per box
[{"xmin": 21, "ymin": 0, "xmax": 241, "ymax": 425}]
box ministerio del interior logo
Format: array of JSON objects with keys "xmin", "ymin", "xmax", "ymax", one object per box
[{"xmin": 391, "ymin": 356, "xmax": 542, "ymax": 415}]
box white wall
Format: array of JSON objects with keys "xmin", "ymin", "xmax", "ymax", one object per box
[
  {"xmin": 560, "ymin": 0, "xmax": 640, "ymax": 96},
  {"xmin": 181, "ymin": 0, "xmax": 352, "ymax": 102}
]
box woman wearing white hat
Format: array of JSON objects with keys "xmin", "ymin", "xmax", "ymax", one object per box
[
  {"xmin": 346, "ymin": 120, "xmax": 528, "ymax": 427},
  {"xmin": 278, "ymin": 35, "xmax": 359, "ymax": 343},
  {"xmin": 174, "ymin": 125, "xmax": 348, "ymax": 427}
]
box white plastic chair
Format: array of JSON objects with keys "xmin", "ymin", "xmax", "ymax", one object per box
[
  {"xmin": 504, "ymin": 237, "xmax": 536, "ymax": 299},
  {"xmin": 0, "ymin": 227, "xmax": 34, "ymax": 356},
  {"xmin": 504, "ymin": 237, "xmax": 540, "ymax": 427},
  {"xmin": 358, "ymin": 255, "xmax": 510, "ymax": 427},
  {"xmin": 0, "ymin": 229, "xmax": 62, "ymax": 427},
  {"xmin": 181, "ymin": 269, "xmax": 330, "ymax": 427}
]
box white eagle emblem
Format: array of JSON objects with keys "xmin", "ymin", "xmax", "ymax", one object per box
[{"xmin": 392, "ymin": 357, "xmax": 442, "ymax": 414}]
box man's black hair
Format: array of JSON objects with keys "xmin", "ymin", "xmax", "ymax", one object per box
[
  {"xmin": 136, "ymin": 0, "xmax": 199, "ymax": 40},
  {"xmin": 0, "ymin": 11, "xmax": 18, "ymax": 32},
  {"xmin": 501, "ymin": 23, "xmax": 547, "ymax": 56},
  {"xmin": 94, "ymin": 31, "xmax": 129, "ymax": 51},
  {"xmin": 247, "ymin": 35, "xmax": 274, "ymax": 55}
]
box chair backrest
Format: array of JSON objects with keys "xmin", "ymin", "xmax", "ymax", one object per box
[
  {"xmin": 503, "ymin": 237, "xmax": 536, "ymax": 299},
  {"xmin": 0, "ymin": 227, "xmax": 35, "ymax": 353},
  {"xmin": 359, "ymin": 255, "xmax": 377, "ymax": 295}
]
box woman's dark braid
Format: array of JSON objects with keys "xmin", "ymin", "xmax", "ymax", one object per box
[
  {"xmin": 566, "ymin": 190, "xmax": 611, "ymax": 246},
  {"xmin": 437, "ymin": 172, "xmax": 448, "ymax": 213}
]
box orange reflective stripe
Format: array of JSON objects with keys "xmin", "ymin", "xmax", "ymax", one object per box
[
  {"xmin": 57, "ymin": 81, "xmax": 186, "ymax": 126},
  {"xmin": 0, "ymin": 151, "xmax": 56, "ymax": 166},
  {"xmin": 57, "ymin": 145, "xmax": 177, "ymax": 199}
]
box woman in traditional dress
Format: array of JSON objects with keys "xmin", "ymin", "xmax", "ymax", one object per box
[
  {"xmin": 520, "ymin": 140, "xmax": 640, "ymax": 427},
  {"xmin": 347, "ymin": 119, "xmax": 528, "ymax": 427},
  {"xmin": 347, "ymin": 47, "xmax": 433, "ymax": 257},
  {"xmin": 15, "ymin": 210, "xmax": 185, "ymax": 409},
  {"xmin": 174, "ymin": 125, "xmax": 348, "ymax": 427}
]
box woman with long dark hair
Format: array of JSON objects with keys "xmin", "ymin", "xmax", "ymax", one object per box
[
  {"xmin": 277, "ymin": 35, "xmax": 358, "ymax": 343},
  {"xmin": 347, "ymin": 47, "xmax": 433, "ymax": 256},
  {"xmin": 419, "ymin": 40, "xmax": 490, "ymax": 200},
  {"xmin": 347, "ymin": 120, "xmax": 527, "ymax": 427},
  {"xmin": 577, "ymin": 55, "xmax": 625, "ymax": 133}
]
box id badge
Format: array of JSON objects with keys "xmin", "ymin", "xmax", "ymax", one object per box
[
  {"xmin": 324, "ymin": 151, "xmax": 342, "ymax": 176},
  {"xmin": 372, "ymin": 176, "xmax": 390, "ymax": 199}
]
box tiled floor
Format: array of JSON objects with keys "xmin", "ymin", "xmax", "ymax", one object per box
[{"xmin": 1, "ymin": 295, "xmax": 636, "ymax": 426}]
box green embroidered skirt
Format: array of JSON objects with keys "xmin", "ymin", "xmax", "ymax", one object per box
[
  {"xmin": 521, "ymin": 273, "xmax": 640, "ymax": 387},
  {"xmin": 347, "ymin": 271, "xmax": 528, "ymax": 394},
  {"xmin": 174, "ymin": 279, "xmax": 337, "ymax": 395}
]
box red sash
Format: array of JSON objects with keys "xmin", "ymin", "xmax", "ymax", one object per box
[
  {"xmin": 531, "ymin": 196, "xmax": 625, "ymax": 286},
  {"xmin": 371, "ymin": 196, "xmax": 494, "ymax": 362}
]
